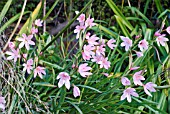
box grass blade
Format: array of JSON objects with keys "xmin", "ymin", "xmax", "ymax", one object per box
[{"xmin": 0, "ymin": 0, "xmax": 12, "ymax": 24}]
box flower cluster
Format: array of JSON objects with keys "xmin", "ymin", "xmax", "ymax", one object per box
[
  {"xmin": 80, "ymin": 36, "xmax": 114, "ymax": 71},
  {"xmin": 74, "ymin": 13, "xmax": 169, "ymax": 103},
  {"xmin": 4, "ymin": 11, "xmax": 170, "ymax": 104},
  {"xmin": 55, "ymin": 12, "xmax": 116, "ymax": 97},
  {"xmin": 120, "ymin": 36, "xmax": 148, "ymax": 57},
  {"xmin": 119, "ymin": 25, "xmax": 170, "ymax": 103},
  {"xmin": 5, "ymin": 19, "xmax": 46, "ymax": 79},
  {"xmin": 74, "ymin": 12, "xmax": 118, "ymax": 78},
  {"xmin": 121, "ymin": 70, "xmax": 157, "ymax": 102},
  {"xmin": 74, "ymin": 11, "xmax": 96, "ymax": 39},
  {"xmin": 120, "ymin": 26, "xmax": 169, "ymax": 58},
  {"xmin": 55, "ymin": 12, "xmax": 98, "ymax": 97},
  {"xmin": 118, "ymin": 67, "xmax": 157, "ymax": 103}
]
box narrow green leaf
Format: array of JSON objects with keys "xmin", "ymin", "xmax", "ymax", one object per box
[
  {"xmin": 0, "ymin": 11, "xmax": 30, "ymax": 34},
  {"xmin": 67, "ymin": 101, "xmax": 83, "ymax": 114},
  {"xmin": 42, "ymin": 0, "xmax": 59, "ymax": 20},
  {"xmin": 158, "ymin": 9, "xmax": 170, "ymax": 19},
  {"xmin": 18, "ymin": 1, "xmax": 42, "ymax": 36},
  {"xmin": 77, "ymin": 85, "xmax": 102, "ymax": 93},
  {"xmin": 144, "ymin": 0, "xmax": 151, "ymax": 15},
  {"xmin": 106, "ymin": 0, "xmax": 134, "ymax": 30},
  {"xmin": 115, "ymin": 15, "xmax": 130, "ymax": 37},
  {"xmin": 39, "ymin": 60, "xmax": 64, "ymax": 70},
  {"xmin": 0, "ymin": 0, "xmax": 12, "ymax": 24},
  {"xmin": 57, "ymin": 87, "xmax": 66, "ymax": 114},
  {"xmin": 96, "ymin": 24, "xmax": 118, "ymax": 38},
  {"xmin": 8, "ymin": 95, "xmax": 17, "ymax": 114},
  {"xmin": 128, "ymin": 7, "xmax": 154, "ymax": 27},
  {"xmin": 33, "ymin": 82, "xmax": 57, "ymax": 87}
]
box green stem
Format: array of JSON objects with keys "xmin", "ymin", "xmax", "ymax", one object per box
[
  {"xmin": 155, "ymin": 85, "xmax": 170, "ymax": 89},
  {"xmin": 78, "ymin": 76, "xmax": 89, "ymax": 103}
]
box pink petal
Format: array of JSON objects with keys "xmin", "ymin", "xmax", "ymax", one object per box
[
  {"xmin": 144, "ymin": 87, "xmax": 152, "ymax": 97},
  {"xmin": 126, "ymin": 94, "xmax": 132, "ymax": 102},
  {"xmin": 34, "ymin": 70, "xmax": 37, "ymax": 78},
  {"xmin": 131, "ymin": 92, "xmax": 139, "ymax": 97},
  {"xmin": 130, "ymin": 67, "xmax": 140, "ymax": 71},
  {"xmin": 17, "ymin": 37, "xmax": 24, "ymax": 42},
  {"xmin": 19, "ymin": 42, "xmax": 25, "ymax": 49},
  {"xmin": 73, "ymin": 85, "xmax": 80, "ymax": 98},
  {"xmin": 58, "ymin": 79, "xmax": 64, "ymax": 88},
  {"xmin": 65, "ymin": 80, "xmax": 70, "ymax": 90},
  {"xmin": 25, "ymin": 43, "xmax": 30, "ymax": 50},
  {"xmin": 120, "ymin": 93, "xmax": 127, "ymax": 101},
  {"xmin": 5, "ymin": 51, "xmax": 13, "ymax": 55},
  {"xmin": 29, "ymin": 41, "xmax": 35, "ymax": 45},
  {"xmin": 121, "ymin": 77, "xmax": 131, "ymax": 86},
  {"xmin": 38, "ymin": 72, "xmax": 43, "ymax": 79},
  {"xmin": 166, "ymin": 26, "xmax": 170, "ymax": 34}
]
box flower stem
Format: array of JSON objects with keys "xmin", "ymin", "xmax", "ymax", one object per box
[{"xmin": 78, "ymin": 76, "xmax": 89, "ymax": 103}]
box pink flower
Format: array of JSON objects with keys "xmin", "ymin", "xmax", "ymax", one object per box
[
  {"xmin": 0, "ymin": 96, "xmax": 5, "ymax": 110},
  {"xmin": 96, "ymin": 45, "xmax": 105, "ymax": 56},
  {"xmin": 73, "ymin": 85, "xmax": 80, "ymax": 97},
  {"xmin": 135, "ymin": 35, "xmax": 141, "ymax": 39},
  {"xmin": 77, "ymin": 14, "xmax": 85, "ymax": 23},
  {"xmin": 166, "ymin": 26, "xmax": 170, "ymax": 34},
  {"xmin": 83, "ymin": 44, "xmax": 95, "ymax": 56},
  {"xmin": 23, "ymin": 59, "xmax": 33, "ymax": 74},
  {"xmin": 120, "ymin": 87, "xmax": 139, "ymax": 103},
  {"xmin": 8, "ymin": 42, "xmax": 15, "ymax": 49},
  {"xmin": 82, "ymin": 52, "xmax": 91, "ymax": 61},
  {"xmin": 130, "ymin": 66, "xmax": 140, "ymax": 71},
  {"xmin": 154, "ymin": 30, "xmax": 161, "ymax": 37},
  {"xmin": 31, "ymin": 27, "xmax": 38, "ymax": 34},
  {"xmin": 85, "ymin": 16, "xmax": 96, "ymax": 28},
  {"xmin": 74, "ymin": 25, "xmax": 86, "ymax": 39},
  {"xmin": 74, "ymin": 25, "xmax": 85, "ymax": 33},
  {"xmin": 35, "ymin": 19, "xmax": 43, "ymax": 27},
  {"xmin": 133, "ymin": 70, "xmax": 145, "ymax": 86},
  {"xmin": 121, "ymin": 77, "xmax": 131, "ymax": 86},
  {"xmin": 138, "ymin": 39, "xmax": 148, "ymax": 51},
  {"xmin": 78, "ymin": 63, "xmax": 92, "ymax": 77},
  {"xmin": 23, "ymin": 54, "xmax": 27, "ymax": 59},
  {"xmin": 98, "ymin": 57, "xmax": 111, "ymax": 69},
  {"xmin": 34, "ymin": 66, "xmax": 46, "ymax": 79},
  {"xmin": 156, "ymin": 34, "xmax": 169, "ymax": 46},
  {"xmin": 107, "ymin": 39, "xmax": 116, "ymax": 50},
  {"xmin": 87, "ymin": 34, "xmax": 99, "ymax": 45},
  {"xmin": 143, "ymin": 82, "xmax": 157, "ymax": 97},
  {"xmin": 72, "ymin": 63, "xmax": 76, "ymax": 68},
  {"xmin": 135, "ymin": 51, "xmax": 143, "ymax": 57},
  {"xmin": 120, "ymin": 36, "xmax": 132, "ymax": 51},
  {"xmin": 17, "ymin": 33, "xmax": 35, "ymax": 50},
  {"xmin": 5, "ymin": 48, "xmax": 20, "ymax": 63},
  {"xmin": 98, "ymin": 39, "xmax": 106, "ymax": 47},
  {"xmin": 57, "ymin": 72, "xmax": 71, "ymax": 90},
  {"xmin": 85, "ymin": 32, "xmax": 91, "ymax": 39},
  {"xmin": 91, "ymin": 54, "xmax": 103, "ymax": 64}
]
